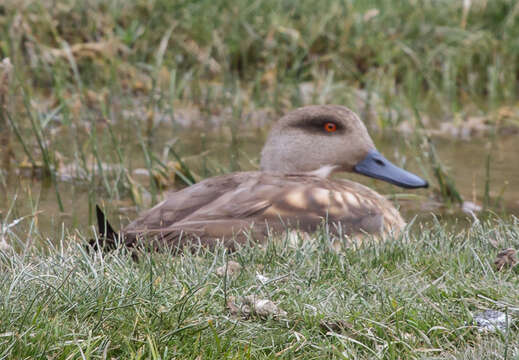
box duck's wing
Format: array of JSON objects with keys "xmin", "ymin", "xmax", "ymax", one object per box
[
  {"xmin": 142, "ymin": 174, "xmax": 404, "ymax": 249},
  {"xmin": 121, "ymin": 172, "xmax": 261, "ymax": 237}
]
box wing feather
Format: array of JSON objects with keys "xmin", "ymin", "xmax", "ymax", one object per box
[{"xmin": 122, "ymin": 172, "xmax": 404, "ymax": 249}]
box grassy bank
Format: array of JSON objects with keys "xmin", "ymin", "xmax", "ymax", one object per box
[{"xmin": 1, "ymin": 219, "xmax": 518, "ymax": 359}]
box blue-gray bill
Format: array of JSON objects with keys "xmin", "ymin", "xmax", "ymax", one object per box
[{"xmin": 353, "ymin": 150, "xmax": 429, "ymax": 189}]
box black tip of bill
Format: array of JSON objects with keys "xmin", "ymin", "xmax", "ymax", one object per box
[{"xmin": 354, "ymin": 150, "xmax": 429, "ymax": 189}]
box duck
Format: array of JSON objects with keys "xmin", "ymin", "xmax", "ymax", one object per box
[{"xmin": 94, "ymin": 105, "xmax": 428, "ymax": 251}]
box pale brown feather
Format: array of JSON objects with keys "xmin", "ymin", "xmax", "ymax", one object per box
[{"xmin": 121, "ymin": 172, "xmax": 404, "ymax": 249}]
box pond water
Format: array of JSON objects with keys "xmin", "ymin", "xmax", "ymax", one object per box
[{"xmin": 1, "ymin": 124, "xmax": 518, "ymax": 240}]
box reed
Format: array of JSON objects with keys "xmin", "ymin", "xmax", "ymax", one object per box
[{"xmin": 412, "ymin": 107, "xmax": 463, "ymax": 207}]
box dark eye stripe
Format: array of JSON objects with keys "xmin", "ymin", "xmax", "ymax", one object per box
[{"xmin": 292, "ymin": 116, "xmax": 346, "ymax": 134}]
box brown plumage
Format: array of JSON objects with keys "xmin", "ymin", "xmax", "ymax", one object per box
[{"xmin": 104, "ymin": 105, "xmax": 428, "ymax": 250}]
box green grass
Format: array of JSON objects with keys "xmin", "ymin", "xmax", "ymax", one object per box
[{"xmin": 1, "ymin": 219, "xmax": 518, "ymax": 358}]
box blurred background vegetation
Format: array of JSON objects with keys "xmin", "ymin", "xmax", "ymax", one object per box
[{"xmin": 2, "ymin": 0, "xmax": 519, "ymax": 114}]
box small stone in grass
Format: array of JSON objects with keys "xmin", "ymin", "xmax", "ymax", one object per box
[
  {"xmin": 473, "ymin": 310, "xmax": 512, "ymax": 333},
  {"xmin": 215, "ymin": 261, "xmax": 242, "ymax": 277},
  {"xmin": 319, "ymin": 319, "xmax": 353, "ymax": 333},
  {"xmin": 494, "ymin": 248, "xmax": 517, "ymax": 271},
  {"xmin": 0, "ymin": 238, "xmax": 11, "ymax": 251},
  {"xmin": 242, "ymin": 295, "xmax": 287, "ymax": 318},
  {"xmin": 227, "ymin": 295, "xmax": 287, "ymax": 319},
  {"xmin": 256, "ymin": 273, "xmax": 269, "ymax": 284},
  {"xmin": 462, "ymin": 201, "xmax": 482, "ymax": 214},
  {"xmin": 226, "ymin": 296, "xmax": 242, "ymax": 317}
]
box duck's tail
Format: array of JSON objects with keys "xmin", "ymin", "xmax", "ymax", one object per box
[{"xmin": 89, "ymin": 205, "xmax": 119, "ymax": 251}]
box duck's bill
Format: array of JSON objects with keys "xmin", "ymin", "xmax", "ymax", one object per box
[{"xmin": 353, "ymin": 150, "xmax": 428, "ymax": 189}]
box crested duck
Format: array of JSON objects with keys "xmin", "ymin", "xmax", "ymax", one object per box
[{"xmin": 96, "ymin": 105, "xmax": 428, "ymax": 250}]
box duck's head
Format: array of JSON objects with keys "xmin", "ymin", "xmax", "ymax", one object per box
[{"xmin": 260, "ymin": 105, "xmax": 428, "ymax": 189}]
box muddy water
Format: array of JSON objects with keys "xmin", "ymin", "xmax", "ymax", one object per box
[
  {"xmin": 1, "ymin": 126, "xmax": 518, "ymax": 240},
  {"xmin": 427, "ymin": 135, "xmax": 519, "ymax": 211}
]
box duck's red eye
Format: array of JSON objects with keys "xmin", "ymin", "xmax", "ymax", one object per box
[{"xmin": 324, "ymin": 122, "xmax": 337, "ymax": 132}]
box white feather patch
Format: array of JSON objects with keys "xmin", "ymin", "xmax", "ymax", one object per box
[{"xmin": 307, "ymin": 165, "xmax": 338, "ymax": 178}]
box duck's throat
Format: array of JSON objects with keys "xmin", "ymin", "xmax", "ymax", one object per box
[{"xmin": 306, "ymin": 165, "xmax": 338, "ymax": 178}]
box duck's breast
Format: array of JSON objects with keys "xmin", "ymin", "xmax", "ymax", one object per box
[{"xmin": 256, "ymin": 176, "xmax": 405, "ymax": 236}]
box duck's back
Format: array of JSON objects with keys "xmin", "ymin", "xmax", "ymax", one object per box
[{"xmin": 121, "ymin": 172, "xmax": 405, "ymax": 249}]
